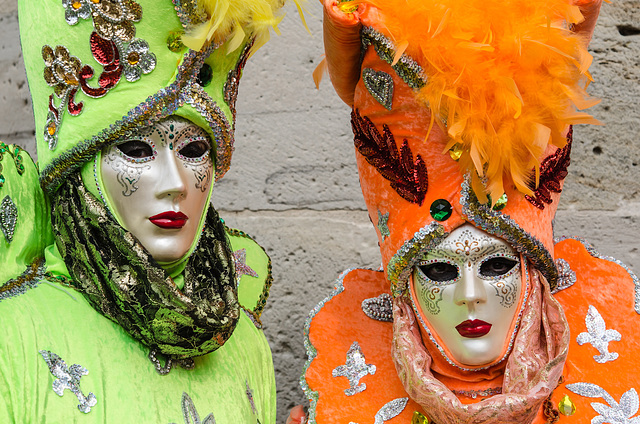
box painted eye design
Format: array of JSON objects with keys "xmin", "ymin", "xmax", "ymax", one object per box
[
  {"xmin": 418, "ymin": 262, "xmax": 459, "ymax": 283},
  {"xmin": 479, "ymin": 256, "xmax": 519, "ymax": 278},
  {"xmin": 177, "ymin": 137, "xmax": 211, "ymax": 162},
  {"xmin": 116, "ymin": 140, "xmax": 155, "ymax": 160}
]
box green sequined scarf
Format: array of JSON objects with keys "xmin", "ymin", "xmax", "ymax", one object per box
[{"xmin": 51, "ymin": 173, "xmax": 239, "ymax": 359}]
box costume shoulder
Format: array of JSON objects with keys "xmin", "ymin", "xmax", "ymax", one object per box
[
  {"xmin": 225, "ymin": 225, "xmax": 272, "ymax": 321},
  {"xmin": 303, "ymin": 268, "xmax": 422, "ymax": 423},
  {"xmin": 551, "ymin": 237, "xmax": 640, "ymax": 423}
]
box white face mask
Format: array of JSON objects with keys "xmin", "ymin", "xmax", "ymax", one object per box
[
  {"xmin": 411, "ymin": 224, "xmax": 524, "ymax": 366},
  {"xmin": 100, "ymin": 116, "xmax": 213, "ymax": 264}
]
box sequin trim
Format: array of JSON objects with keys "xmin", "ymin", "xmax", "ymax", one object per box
[
  {"xmin": 39, "ymin": 349, "xmax": 97, "ymax": 414},
  {"xmin": 460, "ymin": 176, "xmax": 558, "ymax": 289},
  {"xmin": 0, "ymin": 195, "xmax": 17, "ymax": 243},
  {"xmin": 301, "ymin": 268, "xmax": 376, "ymax": 424},
  {"xmin": 361, "ymin": 293, "xmax": 393, "ymax": 322},
  {"xmin": 224, "ymin": 40, "xmax": 254, "ymax": 127},
  {"xmin": 386, "ymin": 222, "xmax": 447, "ymax": 296},
  {"xmin": 361, "ymin": 26, "xmax": 426, "ymax": 91},
  {"xmin": 409, "ymin": 261, "xmax": 530, "ymax": 371},
  {"xmin": 172, "ymin": 0, "xmax": 208, "ymax": 30},
  {"xmin": 576, "ymin": 305, "xmax": 621, "ymax": 363},
  {"xmin": 554, "ymin": 235, "xmax": 640, "ymax": 314},
  {"xmin": 349, "ymin": 397, "xmax": 409, "ymax": 424},
  {"xmin": 0, "ymin": 258, "xmax": 46, "ymax": 302},
  {"xmin": 225, "ymin": 225, "xmax": 273, "ymax": 319},
  {"xmin": 169, "ymin": 392, "xmax": 216, "ymax": 424},
  {"xmin": 332, "ymin": 341, "xmax": 377, "ymax": 396},
  {"xmin": 551, "ymin": 258, "xmax": 576, "ymax": 294},
  {"xmin": 566, "ymin": 383, "xmax": 640, "ymax": 423}
]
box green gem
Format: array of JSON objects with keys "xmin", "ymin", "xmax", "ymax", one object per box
[
  {"xmin": 166, "ymin": 31, "xmax": 186, "ymax": 53},
  {"xmin": 558, "ymin": 395, "xmax": 576, "ymax": 416},
  {"xmin": 492, "ymin": 193, "xmax": 508, "ymax": 211},
  {"xmin": 197, "ymin": 64, "xmax": 213, "ymax": 87},
  {"xmin": 411, "ymin": 411, "xmax": 429, "ymax": 424},
  {"xmin": 0, "ymin": 175, "xmax": 5, "ymax": 186},
  {"xmin": 430, "ymin": 199, "xmax": 453, "ymax": 221}
]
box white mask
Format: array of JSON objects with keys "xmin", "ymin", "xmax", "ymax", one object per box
[
  {"xmin": 99, "ymin": 116, "xmax": 213, "ymax": 264},
  {"xmin": 410, "ymin": 224, "xmax": 526, "ymax": 366}
]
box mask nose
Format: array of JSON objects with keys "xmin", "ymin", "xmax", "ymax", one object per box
[
  {"xmin": 155, "ymin": 154, "xmax": 187, "ymax": 200},
  {"xmin": 453, "ymin": 263, "xmax": 487, "ymax": 308}
]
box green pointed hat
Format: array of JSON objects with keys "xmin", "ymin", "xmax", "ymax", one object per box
[{"xmin": 19, "ymin": 0, "xmax": 290, "ymax": 194}]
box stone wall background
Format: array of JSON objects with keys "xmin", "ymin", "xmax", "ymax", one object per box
[{"xmin": 1, "ymin": 0, "xmax": 638, "ymax": 421}]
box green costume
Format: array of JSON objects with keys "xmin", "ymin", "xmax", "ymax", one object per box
[{"xmin": 0, "ymin": 0, "xmax": 292, "ymax": 421}]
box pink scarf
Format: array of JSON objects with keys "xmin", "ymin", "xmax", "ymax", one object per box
[{"xmin": 392, "ymin": 268, "xmax": 569, "ymax": 424}]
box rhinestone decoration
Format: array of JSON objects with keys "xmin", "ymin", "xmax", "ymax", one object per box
[
  {"xmin": 349, "ymin": 397, "xmax": 409, "ymax": 424},
  {"xmin": 0, "ymin": 195, "xmax": 17, "ymax": 242},
  {"xmin": 551, "ymin": 258, "xmax": 576, "ymax": 294},
  {"xmin": 558, "ymin": 394, "xmax": 576, "ymax": 416},
  {"xmin": 246, "ymin": 380, "xmax": 258, "ymax": 415},
  {"xmin": 492, "ymin": 193, "xmax": 508, "ymax": 211},
  {"xmin": 361, "ymin": 293, "xmax": 393, "ymax": 322},
  {"xmin": 233, "ymin": 248, "xmax": 259, "ymax": 285},
  {"xmin": 576, "ymin": 305, "xmax": 621, "ymax": 363},
  {"xmin": 430, "ymin": 199, "xmax": 452, "ymax": 221},
  {"xmin": 167, "ymin": 31, "xmax": 187, "ymax": 53},
  {"xmin": 197, "ymin": 63, "xmax": 213, "ymax": 87},
  {"xmin": 362, "ymin": 68, "xmax": 394, "ymax": 110},
  {"xmin": 361, "ymin": 27, "xmax": 426, "ymax": 91},
  {"xmin": 352, "ymin": 110, "xmax": 429, "ymax": 205},
  {"xmin": 39, "ymin": 350, "xmax": 97, "ymax": 414},
  {"xmin": 148, "ymin": 350, "xmax": 195, "ymax": 376},
  {"xmin": 411, "ymin": 411, "xmax": 429, "ymax": 424},
  {"xmin": 169, "ymin": 392, "xmax": 216, "ymax": 424},
  {"xmin": 0, "ymin": 258, "xmax": 46, "ymax": 302},
  {"xmin": 377, "ymin": 210, "xmax": 390, "ymax": 241},
  {"xmin": 332, "ymin": 341, "xmax": 377, "ymax": 396},
  {"xmin": 567, "ymin": 382, "xmax": 640, "ymax": 423},
  {"xmin": 449, "ymin": 144, "xmax": 463, "ymax": 161},
  {"xmin": 555, "ymin": 235, "xmax": 640, "ymax": 314}
]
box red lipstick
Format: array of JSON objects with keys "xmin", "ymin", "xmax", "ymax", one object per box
[
  {"xmin": 149, "ymin": 211, "xmax": 188, "ymax": 229},
  {"xmin": 455, "ymin": 320, "xmax": 492, "ymax": 338}
]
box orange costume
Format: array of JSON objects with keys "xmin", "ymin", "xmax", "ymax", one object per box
[{"xmin": 301, "ymin": 0, "xmax": 640, "ymax": 423}]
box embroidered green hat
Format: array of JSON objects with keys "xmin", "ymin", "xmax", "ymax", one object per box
[{"xmin": 19, "ymin": 0, "xmax": 293, "ymax": 194}]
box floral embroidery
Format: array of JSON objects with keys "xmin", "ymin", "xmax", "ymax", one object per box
[
  {"xmin": 170, "ymin": 392, "xmax": 215, "ymax": 424},
  {"xmin": 332, "ymin": 341, "xmax": 377, "ymax": 396},
  {"xmin": 526, "ymin": 127, "xmax": 572, "ymax": 210},
  {"xmin": 352, "ymin": 110, "xmax": 429, "ymax": 205},
  {"xmin": 567, "ymin": 382, "xmax": 640, "ymax": 424},
  {"xmin": 576, "ymin": 305, "xmax": 621, "ymax": 363},
  {"xmin": 39, "ymin": 350, "xmax": 97, "ymax": 414},
  {"xmin": 43, "ymin": 0, "xmax": 155, "ymax": 150}
]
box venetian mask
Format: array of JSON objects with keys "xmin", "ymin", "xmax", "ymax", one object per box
[
  {"xmin": 410, "ymin": 224, "xmax": 525, "ymax": 366},
  {"xmin": 99, "ymin": 116, "xmax": 213, "ymax": 264}
]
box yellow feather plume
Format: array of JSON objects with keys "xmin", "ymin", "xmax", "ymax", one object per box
[
  {"xmin": 182, "ymin": 0, "xmax": 307, "ymax": 55},
  {"xmin": 359, "ymin": 0, "xmax": 601, "ymax": 203}
]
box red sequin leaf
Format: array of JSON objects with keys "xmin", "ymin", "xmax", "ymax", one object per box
[
  {"xmin": 90, "ymin": 32, "xmax": 116, "ymax": 65},
  {"xmin": 67, "ymin": 87, "xmax": 84, "ymax": 116},
  {"xmin": 352, "ymin": 110, "xmax": 429, "ymax": 205},
  {"xmin": 526, "ymin": 127, "xmax": 573, "ymax": 210}
]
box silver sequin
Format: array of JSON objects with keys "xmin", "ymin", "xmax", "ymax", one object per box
[
  {"xmin": 362, "ymin": 68, "xmax": 394, "ymax": 110},
  {"xmin": 1, "ymin": 195, "xmax": 17, "ymax": 242},
  {"xmin": 361, "ymin": 293, "xmax": 393, "ymax": 322},
  {"xmin": 551, "ymin": 258, "xmax": 576, "ymax": 294},
  {"xmin": 576, "ymin": 305, "xmax": 621, "ymax": 363},
  {"xmin": 349, "ymin": 397, "xmax": 409, "ymax": 424},
  {"xmin": 333, "ymin": 341, "xmax": 377, "ymax": 396},
  {"xmin": 170, "ymin": 392, "xmax": 216, "ymax": 424},
  {"xmin": 567, "ymin": 382, "xmax": 640, "ymax": 423},
  {"xmin": 377, "ymin": 210, "xmax": 390, "ymax": 241},
  {"xmin": 39, "ymin": 350, "xmax": 97, "ymax": 414},
  {"xmin": 554, "ymin": 235, "xmax": 640, "ymax": 315}
]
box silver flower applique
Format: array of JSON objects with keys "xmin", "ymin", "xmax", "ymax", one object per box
[
  {"xmin": 122, "ymin": 39, "xmax": 157, "ymax": 82},
  {"xmin": 332, "ymin": 341, "xmax": 376, "ymax": 396},
  {"xmin": 576, "ymin": 305, "xmax": 621, "ymax": 363},
  {"xmin": 39, "ymin": 350, "xmax": 97, "ymax": 414},
  {"xmin": 567, "ymin": 382, "xmax": 640, "ymax": 424},
  {"xmin": 61, "ymin": 0, "xmax": 92, "ymax": 25},
  {"xmin": 170, "ymin": 392, "xmax": 215, "ymax": 424},
  {"xmin": 349, "ymin": 397, "xmax": 409, "ymax": 424}
]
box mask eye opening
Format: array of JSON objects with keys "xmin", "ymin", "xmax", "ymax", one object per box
[{"xmin": 478, "ymin": 255, "xmax": 520, "ymax": 279}]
